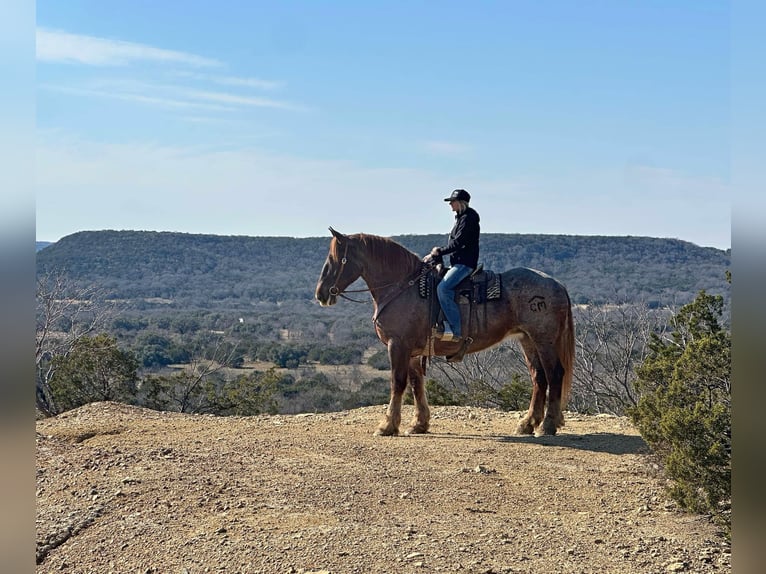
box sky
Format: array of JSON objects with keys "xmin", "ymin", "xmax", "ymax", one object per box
[{"xmin": 35, "ymin": 1, "xmax": 733, "ymax": 249}]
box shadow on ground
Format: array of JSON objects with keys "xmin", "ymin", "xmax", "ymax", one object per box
[{"xmin": 416, "ymin": 431, "xmax": 649, "ymax": 456}]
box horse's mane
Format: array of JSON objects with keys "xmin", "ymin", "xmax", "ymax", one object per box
[{"xmin": 342, "ymin": 233, "xmax": 422, "ymax": 275}]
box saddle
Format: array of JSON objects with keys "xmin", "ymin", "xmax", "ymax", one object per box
[
  {"xmin": 418, "ymin": 264, "xmax": 502, "ymax": 304},
  {"xmin": 418, "ymin": 264, "xmax": 503, "ymax": 362}
]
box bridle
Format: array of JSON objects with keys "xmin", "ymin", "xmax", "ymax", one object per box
[
  {"xmin": 327, "ymin": 240, "xmax": 433, "ymax": 311},
  {"xmin": 328, "ymin": 241, "xmax": 386, "ymax": 303},
  {"xmin": 328, "ymin": 241, "xmax": 366, "ymax": 302}
]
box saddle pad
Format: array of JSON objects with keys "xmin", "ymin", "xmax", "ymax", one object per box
[
  {"xmin": 420, "ymin": 268, "xmax": 502, "ymax": 302},
  {"xmin": 485, "ymin": 272, "xmax": 502, "ymax": 300},
  {"xmin": 460, "ymin": 270, "xmax": 502, "ymax": 303}
]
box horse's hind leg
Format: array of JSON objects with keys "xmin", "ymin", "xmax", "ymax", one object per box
[
  {"xmin": 538, "ymin": 345, "xmax": 566, "ymax": 436},
  {"xmin": 375, "ymin": 339, "xmax": 410, "ymax": 436},
  {"xmin": 405, "ymin": 356, "xmax": 430, "ymax": 435},
  {"xmin": 517, "ymin": 337, "xmax": 548, "ymax": 435}
]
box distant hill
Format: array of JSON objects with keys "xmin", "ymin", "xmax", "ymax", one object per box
[
  {"xmin": 36, "ymin": 241, "xmax": 53, "ymax": 252},
  {"xmin": 36, "ymin": 230, "xmax": 730, "ymax": 309}
]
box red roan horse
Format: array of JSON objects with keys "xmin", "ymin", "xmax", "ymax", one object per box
[{"xmin": 315, "ymin": 228, "xmax": 574, "ymax": 437}]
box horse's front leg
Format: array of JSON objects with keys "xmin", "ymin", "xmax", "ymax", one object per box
[
  {"xmin": 375, "ymin": 339, "xmax": 410, "ymax": 436},
  {"xmin": 405, "ymin": 356, "xmax": 430, "ymax": 435}
]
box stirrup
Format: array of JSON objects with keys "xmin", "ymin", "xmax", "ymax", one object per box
[{"xmin": 446, "ymin": 337, "xmax": 473, "ymax": 362}]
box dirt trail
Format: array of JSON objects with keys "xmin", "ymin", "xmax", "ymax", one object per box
[{"xmin": 36, "ymin": 402, "xmax": 730, "ymax": 573}]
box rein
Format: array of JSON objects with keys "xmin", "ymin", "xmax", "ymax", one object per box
[
  {"xmin": 371, "ymin": 264, "xmax": 433, "ymax": 322},
  {"xmin": 328, "ymin": 242, "xmax": 432, "ymax": 314}
]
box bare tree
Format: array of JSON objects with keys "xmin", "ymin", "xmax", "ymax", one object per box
[
  {"xmin": 571, "ymin": 302, "xmax": 672, "ymax": 414},
  {"xmin": 141, "ymin": 335, "xmax": 241, "ymax": 413},
  {"xmin": 35, "ymin": 272, "xmax": 117, "ymax": 415},
  {"xmin": 429, "ymin": 303, "xmax": 674, "ymax": 416},
  {"xmin": 429, "ymin": 340, "xmax": 530, "ymax": 408}
]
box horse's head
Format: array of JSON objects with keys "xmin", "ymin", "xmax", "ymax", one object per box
[{"xmin": 315, "ymin": 227, "xmax": 364, "ymax": 306}]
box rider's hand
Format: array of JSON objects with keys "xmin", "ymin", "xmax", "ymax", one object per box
[{"xmin": 423, "ymin": 247, "xmax": 441, "ymax": 264}]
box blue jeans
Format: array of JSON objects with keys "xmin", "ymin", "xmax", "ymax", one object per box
[{"xmin": 437, "ymin": 264, "xmax": 473, "ymax": 337}]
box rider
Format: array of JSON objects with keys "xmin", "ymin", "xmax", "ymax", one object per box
[{"xmin": 423, "ymin": 189, "xmax": 480, "ymax": 342}]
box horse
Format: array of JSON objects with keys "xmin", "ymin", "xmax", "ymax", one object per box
[{"xmin": 315, "ymin": 228, "xmax": 575, "ymax": 437}]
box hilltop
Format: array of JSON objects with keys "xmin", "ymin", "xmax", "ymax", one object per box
[{"xmin": 36, "ymin": 402, "xmax": 730, "ymax": 573}]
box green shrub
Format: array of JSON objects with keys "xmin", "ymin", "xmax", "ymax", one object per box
[
  {"xmin": 50, "ymin": 334, "xmax": 139, "ymax": 412},
  {"xmin": 425, "ymin": 379, "xmax": 465, "ymax": 406},
  {"xmin": 367, "ymin": 349, "xmax": 391, "ymax": 370},
  {"xmin": 628, "ymin": 290, "xmax": 730, "ymax": 537},
  {"xmin": 222, "ymin": 368, "xmax": 281, "ymax": 416},
  {"xmin": 497, "ymin": 373, "xmax": 532, "ymax": 411}
]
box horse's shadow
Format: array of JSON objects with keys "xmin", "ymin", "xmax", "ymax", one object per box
[{"xmin": 418, "ymin": 431, "xmax": 649, "ymax": 456}]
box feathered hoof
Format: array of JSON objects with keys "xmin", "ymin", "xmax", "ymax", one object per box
[
  {"xmin": 374, "ymin": 425, "xmax": 399, "ymax": 437},
  {"xmin": 516, "ymin": 420, "xmax": 536, "ymax": 435},
  {"xmin": 535, "ymin": 419, "xmax": 559, "ymax": 437},
  {"xmin": 404, "ymin": 424, "xmax": 429, "ymax": 436}
]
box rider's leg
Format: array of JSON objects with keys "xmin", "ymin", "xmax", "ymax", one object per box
[{"xmin": 437, "ymin": 264, "xmax": 473, "ymax": 338}]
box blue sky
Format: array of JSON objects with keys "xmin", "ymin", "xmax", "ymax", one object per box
[{"xmin": 35, "ymin": 1, "xmax": 731, "ymax": 249}]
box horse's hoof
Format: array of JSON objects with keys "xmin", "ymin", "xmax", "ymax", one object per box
[
  {"xmin": 516, "ymin": 422, "xmax": 535, "ymax": 435},
  {"xmin": 535, "ymin": 423, "xmax": 558, "ymax": 437},
  {"xmin": 404, "ymin": 425, "xmax": 429, "ymax": 435},
  {"xmin": 374, "ymin": 427, "xmax": 399, "ymax": 437}
]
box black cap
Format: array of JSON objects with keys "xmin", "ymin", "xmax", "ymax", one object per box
[{"xmin": 444, "ymin": 189, "xmax": 471, "ymax": 202}]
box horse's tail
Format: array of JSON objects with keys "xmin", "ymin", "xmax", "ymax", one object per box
[{"xmin": 558, "ymin": 295, "xmax": 575, "ymax": 409}]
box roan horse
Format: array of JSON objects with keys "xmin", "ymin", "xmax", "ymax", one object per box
[{"xmin": 315, "ymin": 228, "xmax": 575, "ymax": 437}]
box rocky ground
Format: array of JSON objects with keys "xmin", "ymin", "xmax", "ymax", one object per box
[{"xmin": 36, "ymin": 402, "xmax": 730, "ymax": 574}]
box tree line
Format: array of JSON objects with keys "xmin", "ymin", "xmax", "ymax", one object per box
[{"xmin": 37, "ymin": 230, "xmax": 730, "ymax": 308}]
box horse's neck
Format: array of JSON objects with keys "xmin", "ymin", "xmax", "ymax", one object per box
[
  {"xmin": 360, "ymin": 265, "xmax": 403, "ymax": 293},
  {"xmin": 359, "ymin": 251, "xmax": 418, "ymax": 299}
]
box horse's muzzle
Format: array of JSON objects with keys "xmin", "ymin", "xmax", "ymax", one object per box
[{"xmin": 315, "ymin": 286, "xmax": 337, "ymax": 307}]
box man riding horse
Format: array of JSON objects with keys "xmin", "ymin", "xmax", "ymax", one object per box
[
  {"xmin": 423, "ymin": 189, "xmax": 481, "ymax": 343},
  {"xmin": 315, "ymin": 225, "xmax": 574, "ymax": 437}
]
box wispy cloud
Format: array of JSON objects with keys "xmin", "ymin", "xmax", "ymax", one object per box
[
  {"xmin": 623, "ymin": 163, "xmax": 729, "ymax": 200},
  {"xmin": 421, "ymin": 140, "xmax": 472, "ymax": 157},
  {"xmin": 214, "ymin": 76, "xmax": 282, "ymax": 90},
  {"xmin": 36, "ymin": 27, "xmax": 303, "ymax": 114},
  {"xmin": 173, "ymin": 71, "xmax": 283, "ymax": 91},
  {"xmin": 39, "ymin": 78, "xmax": 304, "ymax": 113},
  {"xmin": 38, "ymin": 83, "xmax": 237, "ymax": 112},
  {"xmin": 175, "ymin": 87, "xmax": 305, "ymax": 111},
  {"xmin": 36, "ymin": 27, "xmax": 221, "ymax": 67}
]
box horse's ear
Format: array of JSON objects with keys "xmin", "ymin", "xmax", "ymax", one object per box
[{"xmin": 329, "ymin": 227, "xmax": 345, "ymax": 242}]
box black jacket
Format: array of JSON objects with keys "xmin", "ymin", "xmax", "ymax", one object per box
[{"xmin": 439, "ymin": 206, "xmax": 480, "ymax": 268}]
